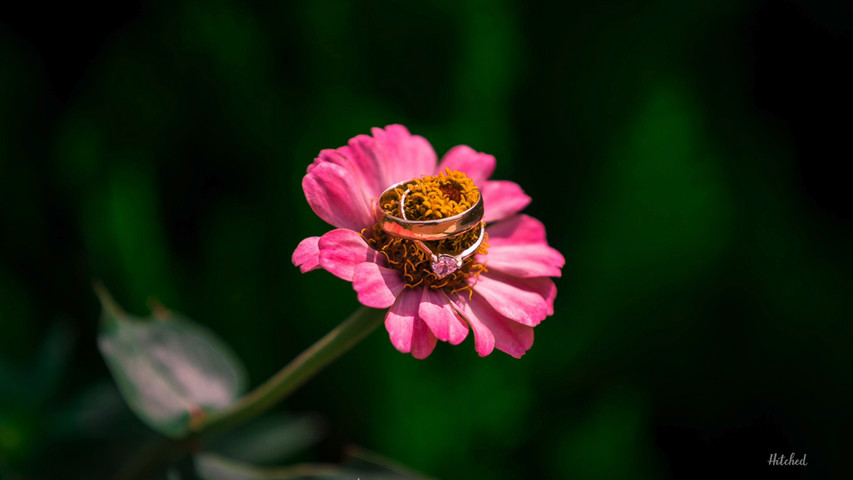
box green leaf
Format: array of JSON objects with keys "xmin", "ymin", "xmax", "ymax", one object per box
[
  {"xmin": 343, "ymin": 446, "xmax": 435, "ymax": 480},
  {"xmin": 95, "ymin": 284, "xmax": 246, "ymax": 437},
  {"xmin": 194, "ymin": 453, "xmax": 416, "ymax": 480},
  {"xmin": 208, "ymin": 413, "xmax": 326, "ymax": 464}
]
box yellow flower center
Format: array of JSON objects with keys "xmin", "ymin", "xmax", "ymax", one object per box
[{"xmin": 362, "ymin": 169, "xmax": 489, "ymax": 293}]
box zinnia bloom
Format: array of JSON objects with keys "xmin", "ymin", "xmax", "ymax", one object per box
[{"xmin": 293, "ymin": 125, "xmax": 564, "ymax": 358}]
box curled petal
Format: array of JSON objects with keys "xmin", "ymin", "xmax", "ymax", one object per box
[
  {"xmin": 448, "ymin": 293, "xmax": 495, "ymax": 357},
  {"xmin": 418, "ymin": 288, "xmax": 469, "ymax": 345},
  {"xmin": 512, "ymin": 276, "xmax": 558, "ymax": 316},
  {"xmin": 292, "ymin": 237, "xmax": 321, "ymax": 273},
  {"xmin": 385, "ymin": 289, "xmax": 419, "ymax": 353},
  {"xmin": 371, "ymin": 125, "xmax": 438, "ymax": 186},
  {"xmin": 411, "ymin": 315, "xmax": 438, "ymax": 359},
  {"xmin": 467, "ymin": 293, "xmax": 534, "ymax": 358},
  {"xmin": 486, "ymin": 214, "xmax": 548, "ymax": 246},
  {"xmin": 352, "ymin": 262, "xmax": 405, "ymax": 309},
  {"xmin": 346, "ymin": 135, "xmax": 392, "ymax": 200},
  {"xmin": 303, "ymin": 162, "xmax": 375, "ymax": 231},
  {"xmin": 436, "ymin": 145, "xmax": 496, "ymax": 185},
  {"xmin": 481, "ymin": 180, "xmax": 532, "ymax": 223},
  {"xmin": 472, "ymin": 273, "xmax": 549, "ymax": 326},
  {"xmin": 480, "ymin": 244, "xmax": 564, "ymax": 278},
  {"xmin": 310, "ymin": 147, "xmax": 373, "ymax": 193},
  {"xmin": 385, "ymin": 289, "xmax": 437, "ymax": 358},
  {"xmin": 318, "ymin": 229, "xmax": 383, "ymax": 281}
]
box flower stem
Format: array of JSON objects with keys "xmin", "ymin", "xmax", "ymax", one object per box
[{"xmin": 196, "ymin": 306, "xmax": 384, "ymax": 436}]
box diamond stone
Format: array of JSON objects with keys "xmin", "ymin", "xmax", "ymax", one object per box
[{"xmin": 431, "ymin": 255, "xmax": 460, "ymax": 278}]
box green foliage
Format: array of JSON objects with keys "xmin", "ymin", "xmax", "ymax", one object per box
[
  {"xmin": 195, "ymin": 448, "xmax": 429, "ymax": 480},
  {"xmin": 206, "ymin": 414, "xmax": 326, "ymax": 465}
]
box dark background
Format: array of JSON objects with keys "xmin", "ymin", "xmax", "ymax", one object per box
[{"xmin": 1, "ymin": 0, "xmax": 851, "ymax": 478}]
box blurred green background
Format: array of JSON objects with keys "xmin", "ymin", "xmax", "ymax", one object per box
[{"xmin": 1, "ymin": 0, "xmax": 851, "ymax": 478}]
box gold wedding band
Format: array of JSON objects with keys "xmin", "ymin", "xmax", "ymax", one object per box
[{"xmin": 378, "ymin": 180, "xmax": 484, "ymax": 241}]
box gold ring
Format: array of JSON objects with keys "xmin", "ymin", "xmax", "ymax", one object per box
[{"xmin": 377, "ymin": 180, "xmax": 484, "ymax": 241}]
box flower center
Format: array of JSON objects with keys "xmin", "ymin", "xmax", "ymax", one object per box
[{"xmin": 362, "ymin": 169, "xmax": 489, "ymax": 293}]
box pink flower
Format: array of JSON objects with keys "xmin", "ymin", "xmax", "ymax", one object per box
[{"xmin": 292, "ymin": 125, "xmax": 564, "ymax": 358}]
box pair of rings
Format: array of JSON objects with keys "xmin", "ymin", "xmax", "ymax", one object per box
[{"xmin": 378, "ymin": 180, "xmax": 485, "ymax": 278}]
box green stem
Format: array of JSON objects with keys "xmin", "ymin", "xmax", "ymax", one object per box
[{"xmin": 196, "ymin": 306, "xmax": 384, "ymax": 436}]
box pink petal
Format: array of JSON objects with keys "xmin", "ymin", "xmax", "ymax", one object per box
[
  {"xmin": 418, "ymin": 288, "xmax": 469, "ymax": 345},
  {"xmin": 302, "ymin": 162, "xmax": 375, "ymax": 231},
  {"xmin": 371, "ymin": 125, "xmax": 438, "ymax": 186},
  {"xmin": 292, "ymin": 236, "xmax": 321, "ymax": 273},
  {"xmin": 481, "ymin": 180, "xmax": 531, "ymax": 223},
  {"xmin": 479, "ymin": 244, "xmax": 564, "ymax": 278},
  {"xmin": 385, "ymin": 288, "xmax": 437, "ymax": 358},
  {"xmin": 436, "ymin": 145, "xmax": 496, "ymax": 185},
  {"xmin": 346, "ymin": 135, "xmax": 393, "ymax": 199},
  {"xmin": 318, "ymin": 229, "xmax": 382, "ymax": 281},
  {"xmin": 411, "ymin": 316, "xmax": 438, "ymax": 359},
  {"xmin": 467, "ymin": 293, "xmax": 534, "ymax": 358},
  {"xmin": 486, "ymin": 214, "xmax": 548, "ymax": 246},
  {"xmin": 352, "ymin": 262, "xmax": 405, "ymax": 309},
  {"xmin": 448, "ymin": 293, "xmax": 495, "ymax": 357},
  {"xmin": 511, "ymin": 276, "xmax": 558, "ymax": 316},
  {"xmin": 472, "ymin": 272, "xmax": 549, "ymax": 326},
  {"xmin": 310, "ymin": 147, "xmax": 377, "ymax": 197},
  {"xmin": 384, "ymin": 288, "xmax": 420, "ymax": 353}
]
